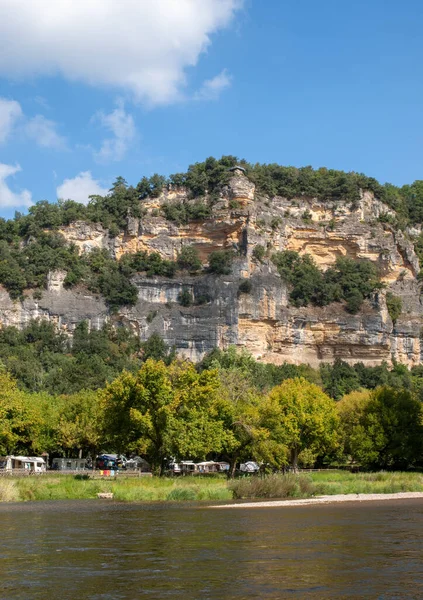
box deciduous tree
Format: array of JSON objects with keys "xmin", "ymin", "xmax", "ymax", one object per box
[{"xmin": 260, "ymin": 378, "xmax": 339, "ymax": 470}]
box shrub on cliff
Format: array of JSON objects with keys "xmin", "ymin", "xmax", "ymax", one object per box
[
  {"xmin": 178, "ymin": 288, "xmax": 193, "ymax": 307},
  {"xmin": 252, "ymin": 244, "xmax": 266, "ymax": 262},
  {"xmin": 141, "ymin": 333, "xmax": 176, "ymax": 365},
  {"xmin": 162, "ymin": 200, "xmax": 211, "ymax": 224},
  {"xmin": 386, "ymin": 292, "xmax": 402, "ymax": 323},
  {"xmin": 0, "ymin": 233, "xmax": 84, "ymax": 299},
  {"xmin": 120, "ymin": 250, "xmax": 177, "ymax": 278},
  {"xmin": 208, "ymin": 250, "xmax": 234, "ymax": 275},
  {"xmin": 238, "ymin": 279, "xmax": 252, "ymax": 294},
  {"xmin": 137, "ymin": 174, "xmax": 166, "ymax": 199},
  {"xmin": 177, "ymin": 246, "xmax": 202, "ymax": 272}
]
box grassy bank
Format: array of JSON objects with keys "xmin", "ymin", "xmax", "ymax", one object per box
[
  {"xmin": 0, "ymin": 474, "xmax": 232, "ymax": 503},
  {"xmin": 230, "ymin": 471, "xmax": 423, "ymax": 499},
  {"xmin": 2, "ymin": 471, "xmax": 423, "ymax": 503}
]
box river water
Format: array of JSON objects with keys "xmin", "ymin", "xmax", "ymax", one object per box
[{"xmin": 1, "ymin": 499, "xmax": 423, "ymax": 599}]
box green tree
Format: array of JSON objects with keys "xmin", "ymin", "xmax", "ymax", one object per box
[
  {"xmin": 211, "ymin": 365, "xmax": 267, "ymax": 477},
  {"xmin": 141, "ymin": 333, "xmax": 175, "ymax": 365},
  {"xmin": 320, "ymin": 359, "xmax": 361, "ymax": 400},
  {"xmin": 101, "ymin": 359, "xmax": 228, "ymax": 473},
  {"xmin": 56, "ymin": 390, "xmax": 102, "ymax": 457},
  {"xmin": 336, "ymin": 390, "xmax": 374, "ymax": 466},
  {"xmin": 0, "ymin": 372, "xmax": 59, "ymax": 455},
  {"xmin": 338, "ymin": 387, "xmax": 423, "ymax": 469},
  {"xmin": 260, "ymin": 378, "xmax": 339, "ymax": 470}
]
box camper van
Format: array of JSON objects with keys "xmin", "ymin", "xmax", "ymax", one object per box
[
  {"xmin": 51, "ymin": 458, "xmax": 88, "ymax": 471},
  {"xmin": 5, "ymin": 456, "xmax": 46, "ymax": 473}
]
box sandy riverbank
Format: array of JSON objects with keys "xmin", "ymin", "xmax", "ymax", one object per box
[{"xmin": 212, "ymin": 491, "xmax": 423, "ymax": 509}]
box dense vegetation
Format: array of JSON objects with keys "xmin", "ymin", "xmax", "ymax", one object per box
[
  {"xmin": 271, "ymin": 251, "xmax": 381, "ymax": 312},
  {"xmin": 4, "ymin": 321, "xmax": 423, "ymax": 402},
  {"xmin": 0, "ymin": 321, "xmax": 175, "ymax": 394},
  {"xmin": 2, "ymin": 349, "xmax": 423, "ymax": 474},
  {"xmin": 12, "ymin": 156, "xmax": 423, "ymax": 231},
  {"xmin": 2, "ymin": 328, "xmax": 423, "ymax": 473}
]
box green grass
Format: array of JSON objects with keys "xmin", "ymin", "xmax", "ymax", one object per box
[
  {"xmin": 2, "ymin": 474, "xmax": 232, "ymax": 503},
  {"xmin": 309, "ymin": 471, "xmax": 423, "ymax": 495},
  {"xmin": 1, "ymin": 471, "xmax": 423, "ymax": 503}
]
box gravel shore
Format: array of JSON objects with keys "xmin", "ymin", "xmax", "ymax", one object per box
[{"xmin": 212, "ymin": 491, "xmax": 423, "ymax": 509}]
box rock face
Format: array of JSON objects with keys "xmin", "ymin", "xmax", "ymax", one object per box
[{"xmin": 1, "ymin": 170, "xmax": 422, "ymax": 367}]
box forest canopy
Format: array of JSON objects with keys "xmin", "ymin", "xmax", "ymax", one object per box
[
  {"xmin": 2, "ymin": 341, "xmax": 423, "ymax": 472},
  {"xmin": 4, "ymin": 156, "xmax": 423, "ymax": 239}
]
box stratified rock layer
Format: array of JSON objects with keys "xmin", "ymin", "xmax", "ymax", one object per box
[{"xmin": 1, "ymin": 171, "xmax": 422, "ymax": 367}]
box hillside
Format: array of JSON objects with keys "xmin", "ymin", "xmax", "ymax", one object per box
[{"xmin": 0, "ymin": 157, "xmax": 422, "ymax": 367}]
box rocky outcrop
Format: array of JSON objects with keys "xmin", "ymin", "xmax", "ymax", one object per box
[{"xmin": 1, "ymin": 170, "xmax": 422, "ymax": 367}]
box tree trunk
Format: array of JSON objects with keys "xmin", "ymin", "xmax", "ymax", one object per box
[
  {"xmin": 290, "ymin": 447, "xmax": 299, "ymax": 473},
  {"xmin": 229, "ymin": 457, "xmax": 238, "ymax": 479}
]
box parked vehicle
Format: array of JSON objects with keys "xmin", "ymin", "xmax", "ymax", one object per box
[
  {"xmin": 197, "ymin": 461, "xmax": 230, "ymax": 473},
  {"xmin": 166, "ymin": 461, "xmax": 182, "ymax": 475},
  {"xmin": 166, "ymin": 460, "xmax": 230, "ymax": 475},
  {"xmin": 51, "ymin": 458, "xmax": 88, "ymax": 471},
  {"xmin": 95, "ymin": 454, "xmax": 127, "ymax": 471},
  {"xmin": 3, "ymin": 455, "xmax": 46, "ymax": 473},
  {"xmin": 180, "ymin": 461, "xmax": 198, "ymax": 474}
]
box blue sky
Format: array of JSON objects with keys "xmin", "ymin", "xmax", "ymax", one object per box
[{"xmin": 0, "ymin": 0, "xmax": 422, "ymax": 218}]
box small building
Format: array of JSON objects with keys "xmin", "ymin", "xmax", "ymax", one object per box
[
  {"xmin": 51, "ymin": 458, "xmax": 88, "ymax": 471},
  {"xmin": 5, "ymin": 456, "xmax": 46, "ymax": 473},
  {"xmin": 228, "ymin": 165, "xmax": 247, "ymax": 176}
]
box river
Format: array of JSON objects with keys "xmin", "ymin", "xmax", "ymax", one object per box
[{"xmin": 1, "ymin": 499, "xmax": 422, "ymax": 599}]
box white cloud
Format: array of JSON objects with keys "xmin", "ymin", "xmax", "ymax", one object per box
[
  {"xmin": 194, "ymin": 69, "xmax": 232, "ymax": 100},
  {"xmin": 93, "ymin": 101, "xmax": 135, "ymax": 163},
  {"xmin": 0, "ymin": 96, "xmax": 65, "ymax": 148},
  {"xmin": 0, "ymin": 98, "xmax": 22, "ymax": 143},
  {"xmin": 24, "ymin": 115, "xmax": 66, "ymax": 149},
  {"xmin": 57, "ymin": 171, "xmax": 108, "ymax": 205},
  {"xmin": 0, "ymin": 0, "xmax": 241, "ymax": 105},
  {"xmin": 0, "ymin": 164, "xmax": 32, "ymax": 208}
]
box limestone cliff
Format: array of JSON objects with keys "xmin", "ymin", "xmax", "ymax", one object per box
[{"xmin": 1, "ymin": 168, "xmax": 422, "ymax": 367}]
